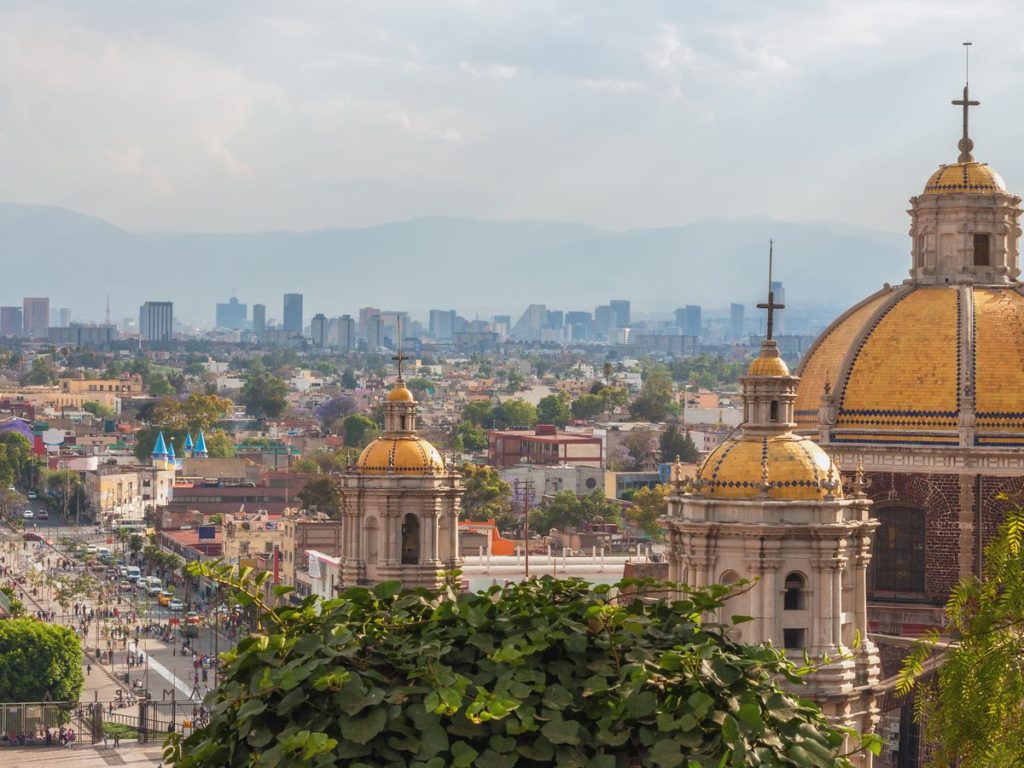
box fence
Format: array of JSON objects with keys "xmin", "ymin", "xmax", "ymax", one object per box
[{"xmin": 0, "ymin": 701, "xmax": 80, "ymax": 743}]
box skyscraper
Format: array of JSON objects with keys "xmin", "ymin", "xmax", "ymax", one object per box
[
  {"xmin": 730, "ymin": 303, "xmax": 745, "ymax": 340},
  {"xmin": 216, "ymin": 297, "xmax": 248, "ymax": 330},
  {"xmin": 139, "ymin": 301, "xmax": 173, "ymax": 342},
  {"xmin": 58, "ymin": 308, "xmax": 71, "ymax": 327},
  {"xmin": 609, "ymin": 299, "xmax": 630, "ymax": 328},
  {"xmin": 311, "ymin": 314, "xmax": 328, "ymax": 348},
  {"xmin": 770, "ymin": 281, "xmax": 785, "ymax": 335},
  {"xmin": 429, "ymin": 309, "xmax": 456, "ymax": 341},
  {"xmin": 252, "ymin": 304, "xmax": 266, "ymax": 339},
  {"xmin": 511, "ymin": 304, "xmax": 547, "ymax": 341},
  {"xmin": 283, "ymin": 293, "xmax": 303, "ymax": 334},
  {"xmin": 675, "ymin": 305, "xmax": 702, "ymax": 338},
  {"xmin": 0, "ymin": 307, "xmax": 22, "ymax": 337},
  {"xmin": 334, "ymin": 315, "xmax": 356, "ymax": 351},
  {"xmin": 22, "ymin": 297, "xmax": 49, "ymax": 338}
]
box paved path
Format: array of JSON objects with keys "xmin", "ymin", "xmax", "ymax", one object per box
[{"xmin": 0, "ymin": 742, "xmax": 167, "ymax": 766}]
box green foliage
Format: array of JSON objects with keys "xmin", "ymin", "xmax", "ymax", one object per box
[
  {"xmin": 537, "ymin": 393, "xmax": 571, "ymax": 427},
  {"xmin": 0, "ymin": 618, "xmax": 84, "ymax": 702},
  {"xmin": 342, "ymin": 414, "xmax": 379, "ymax": 449},
  {"xmin": 532, "ymin": 490, "xmax": 622, "ymax": 533},
  {"xmin": 660, "ymin": 424, "xmax": 699, "ymax": 464},
  {"xmin": 630, "ymin": 365, "xmax": 679, "ymax": 423},
  {"xmin": 153, "ymin": 393, "xmax": 234, "ymax": 433},
  {"xmin": 204, "ymin": 430, "xmax": 237, "ymax": 458},
  {"xmin": 241, "ymin": 372, "xmax": 289, "ymax": 419},
  {"xmin": 21, "ymin": 356, "xmax": 59, "ymax": 385},
  {"xmin": 495, "ymin": 399, "xmax": 537, "ymax": 429},
  {"xmin": 148, "ymin": 373, "xmax": 176, "ymax": 396},
  {"xmin": 296, "ymin": 477, "xmax": 343, "ymax": 518},
  {"xmin": 452, "ymin": 421, "xmax": 487, "ymax": 452},
  {"xmin": 341, "ymin": 368, "xmax": 358, "ymax": 389},
  {"xmin": 82, "ymin": 400, "xmax": 115, "ymax": 419},
  {"xmin": 167, "ymin": 564, "xmax": 863, "ymax": 768},
  {"xmin": 459, "ymin": 462, "xmax": 512, "ymax": 522},
  {"xmin": 0, "ymin": 585, "xmax": 25, "ymax": 617},
  {"xmin": 897, "ymin": 500, "xmax": 1024, "ymax": 766},
  {"xmin": 570, "ymin": 393, "xmax": 604, "ymax": 420},
  {"xmin": 0, "ymin": 432, "xmax": 33, "ymax": 491},
  {"xmin": 406, "ymin": 378, "xmax": 433, "ymax": 396},
  {"xmin": 668, "ymin": 355, "xmax": 748, "ymax": 390},
  {"xmin": 461, "ymin": 400, "xmax": 496, "ymax": 427},
  {"xmin": 625, "ymin": 485, "xmax": 669, "ymax": 540}
]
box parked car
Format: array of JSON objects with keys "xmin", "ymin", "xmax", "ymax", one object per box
[
  {"xmin": 21, "ymin": 510, "xmax": 33, "ymax": 519},
  {"xmin": 168, "ymin": 599, "xmax": 185, "ymax": 612}
]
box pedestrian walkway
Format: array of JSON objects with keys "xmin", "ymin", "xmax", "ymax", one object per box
[{"xmin": 0, "ymin": 741, "xmax": 167, "ymax": 766}]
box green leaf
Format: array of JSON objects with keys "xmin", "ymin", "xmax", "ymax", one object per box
[
  {"xmin": 650, "ymin": 739, "xmax": 685, "ymax": 768},
  {"xmin": 626, "ymin": 690, "xmax": 658, "ymax": 719},
  {"xmin": 339, "ymin": 708, "xmax": 387, "ymax": 745},
  {"xmin": 541, "ymin": 719, "xmax": 581, "ymax": 745},
  {"xmin": 373, "ymin": 580, "xmax": 402, "ymax": 600},
  {"xmin": 237, "ymin": 698, "xmax": 266, "ymax": 721},
  {"xmin": 451, "ymin": 740, "xmax": 480, "ymax": 767}
]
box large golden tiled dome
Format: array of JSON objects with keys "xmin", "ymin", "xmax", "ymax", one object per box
[
  {"xmin": 696, "ymin": 434, "xmax": 840, "ymax": 501},
  {"xmin": 796, "ymin": 285, "xmax": 1024, "ymax": 447},
  {"xmin": 356, "ymin": 436, "xmax": 444, "ymax": 474},
  {"xmin": 923, "ymin": 162, "xmax": 1006, "ymax": 195}
]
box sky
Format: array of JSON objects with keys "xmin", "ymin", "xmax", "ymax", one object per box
[{"xmin": 1, "ymin": 1, "xmax": 1024, "ymax": 235}]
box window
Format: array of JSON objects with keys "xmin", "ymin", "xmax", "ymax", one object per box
[
  {"xmin": 784, "ymin": 573, "xmax": 806, "ymax": 610},
  {"xmin": 783, "ymin": 628, "xmax": 806, "ymax": 650},
  {"xmin": 401, "ymin": 514, "xmax": 420, "ymax": 564},
  {"xmin": 769, "ymin": 400, "xmax": 779, "ymax": 422},
  {"xmin": 869, "ymin": 506, "xmax": 926, "ymax": 593},
  {"xmin": 974, "ymin": 233, "xmax": 990, "ymax": 266}
]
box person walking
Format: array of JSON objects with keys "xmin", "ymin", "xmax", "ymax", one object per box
[{"xmin": 86, "ymin": 663, "xmax": 91, "ymax": 676}]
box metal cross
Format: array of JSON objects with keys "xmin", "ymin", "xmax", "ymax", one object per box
[
  {"xmin": 392, "ymin": 315, "xmax": 407, "ymax": 380},
  {"xmin": 756, "ymin": 239, "xmax": 785, "ymax": 341},
  {"xmin": 953, "ymin": 42, "xmax": 979, "ymax": 163}
]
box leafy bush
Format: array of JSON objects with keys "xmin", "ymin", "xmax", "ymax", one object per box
[
  {"xmin": 0, "ymin": 618, "xmax": 84, "ymax": 702},
  {"xmin": 167, "ymin": 565, "xmax": 869, "ymax": 767}
]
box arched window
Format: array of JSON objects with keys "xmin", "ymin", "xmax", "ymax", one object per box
[
  {"xmin": 783, "ymin": 572, "xmax": 806, "ymax": 610},
  {"xmin": 869, "ymin": 506, "xmax": 926, "ymax": 594},
  {"xmin": 401, "ymin": 514, "xmax": 420, "ymax": 564},
  {"xmin": 720, "ymin": 570, "xmax": 741, "ymax": 586}
]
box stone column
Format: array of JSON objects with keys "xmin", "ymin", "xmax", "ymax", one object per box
[{"xmin": 958, "ymin": 473, "xmax": 976, "ymax": 580}]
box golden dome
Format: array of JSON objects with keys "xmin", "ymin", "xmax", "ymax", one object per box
[
  {"xmin": 747, "ymin": 355, "xmax": 790, "ymax": 377},
  {"xmin": 356, "ymin": 436, "xmax": 444, "ymax": 474},
  {"xmin": 696, "ymin": 434, "xmax": 840, "ymax": 501},
  {"xmin": 796, "ymin": 285, "xmax": 1024, "ymax": 447},
  {"xmin": 386, "ymin": 385, "xmax": 415, "ymax": 402},
  {"xmin": 923, "ymin": 162, "xmax": 1006, "ymax": 196}
]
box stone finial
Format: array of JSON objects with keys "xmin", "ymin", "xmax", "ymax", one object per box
[{"xmin": 850, "ymin": 460, "xmax": 870, "ymax": 499}]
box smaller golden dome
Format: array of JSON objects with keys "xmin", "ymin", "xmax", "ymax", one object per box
[
  {"xmin": 386, "ymin": 385, "xmax": 415, "ymax": 402},
  {"xmin": 923, "ymin": 162, "xmax": 1006, "ymax": 196},
  {"xmin": 747, "ymin": 355, "xmax": 790, "ymax": 377},
  {"xmin": 696, "ymin": 434, "xmax": 840, "ymax": 501},
  {"xmin": 356, "ymin": 436, "xmax": 443, "ymax": 474}
]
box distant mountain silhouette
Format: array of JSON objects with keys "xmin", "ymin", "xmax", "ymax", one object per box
[{"xmin": 0, "ymin": 202, "xmax": 908, "ymax": 323}]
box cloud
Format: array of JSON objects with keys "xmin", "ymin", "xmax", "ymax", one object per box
[{"xmin": 459, "ymin": 61, "xmax": 518, "ymax": 80}]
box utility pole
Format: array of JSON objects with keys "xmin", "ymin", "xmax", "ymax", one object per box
[{"xmin": 520, "ymin": 478, "xmax": 534, "ymax": 579}]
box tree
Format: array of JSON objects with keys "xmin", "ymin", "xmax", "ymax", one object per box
[
  {"xmin": 342, "ymin": 414, "xmax": 379, "ymax": 448},
  {"xmin": 240, "ymin": 372, "xmax": 289, "ymax": 419},
  {"xmin": 660, "ymin": 423, "xmax": 699, "ymax": 463},
  {"xmin": 0, "ymin": 585, "xmax": 25, "ymax": 617},
  {"xmin": 204, "ymin": 430, "xmax": 237, "ymax": 458},
  {"xmin": 537, "ymin": 393, "xmax": 571, "ymax": 427},
  {"xmin": 148, "ymin": 373, "xmax": 175, "ymax": 396},
  {"xmin": 0, "ymin": 432, "xmax": 33, "ymax": 490},
  {"xmin": 898, "ymin": 499, "xmax": 1024, "ymax": 766},
  {"xmin": 315, "ymin": 396, "xmax": 358, "ymax": 434},
  {"xmin": 296, "ymin": 477, "xmax": 342, "ymax": 518},
  {"xmin": 531, "ymin": 490, "xmax": 621, "ymax": 533},
  {"xmin": 341, "ymin": 368, "xmax": 358, "ymax": 389},
  {"xmin": 406, "ymin": 378, "xmax": 433, "ymax": 396},
  {"xmin": 0, "ymin": 619, "xmax": 83, "ymax": 703},
  {"xmin": 626, "ymin": 485, "xmax": 669, "ymax": 539},
  {"xmin": 629, "ymin": 365, "xmax": 678, "ymax": 422},
  {"xmin": 571, "ymin": 393, "xmax": 604, "ymax": 420},
  {"xmin": 168, "ymin": 563, "xmax": 871, "ymax": 768},
  {"xmin": 459, "ymin": 462, "xmax": 512, "ymax": 522},
  {"xmin": 21, "ymin": 356, "xmax": 58, "ymax": 385},
  {"xmin": 82, "ymin": 400, "xmax": 115, "ymax": 419},
  {"xmin": 505, "ymin": 367, "xmax": 525, "ymax": 393},
  {"xmin": 451, "ymin": 421, "xmax": 487, "ymax": 452},
  {"xmin": 495, "ymin": 399, "xmax": 537, "ymax": 429},
  {"xmin": 152, "ymin": 393, "xmax": 234, "ymax": 433},
  {"xmin": 461, "ymin": 400, "xmax": 495, "ymax": 427}
]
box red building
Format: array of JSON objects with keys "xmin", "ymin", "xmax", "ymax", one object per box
[{"xmin": 488, "ymin": 425, "xmax": 602, "ymax": 468}]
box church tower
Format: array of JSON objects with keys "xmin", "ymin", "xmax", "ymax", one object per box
[
  {"xmin": 338, "ymin": 351, "xmax": 463, "ymax": 590},
  {"xmin": 664, "ymin": 250, "xmax": 880, "ymax": 758}
]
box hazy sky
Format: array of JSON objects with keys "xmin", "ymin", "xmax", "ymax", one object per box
[{"xmin": 2, "ymin": 1, "xmax": 1023, "ymax": 234}]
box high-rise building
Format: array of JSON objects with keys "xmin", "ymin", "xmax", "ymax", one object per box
[
  {"xmin": 511, "ymin": 304, "xmax": 547, "ymax": 341},
  {"xmin": 359, "ymin": 307, "xmax": 381, "ymax": 340},
  {"xmin": 730, "ymin": 303, "xmax": 745, "ymax": 340},
  {"xmin": 565, "ymin": 311, "xmax": 592, "ymax": 342},
  {"xmin": 139, "ymin": 301, "xmax": 174, "ymax": 342},
  {"xmin": 335, "ymin": 315, "xmax": 356, "ymax": 351},
  {"xmin": 594, "ymin": 305, "xmax": 613, "ymax": 338},
  {"xmin": 311, "ymin": 313, "xmax": 328, "ymax": 348},
  {"xmin": 58, "ymin": 308, "xmax": 71, "ymax": 327},
  {"xmin": 429, "ymin": 309, "xmax": 456, "ymax": 341},
  {"xmin": 216, "ymin": 297, "xmax": 248, "ymax": 330},
  {"xmin": 609, "ymin": 300, "xmax": 630, "ymax": 328},
  {"xmin": 0, "ymin": 307, "xmax": 22, "ymax": 337},
  {"xmin": 675, "ymin": 305, "xmax": 702, "ymax": 338},
  {"xmin": 492, "ymin": 315, "xmax": 511, "ymax": 339},
  {"xmin": 283, "ymin": 293, "xmax": 303, "ymax": 334},
  {"xmin": 252, "ymin": 304, "xmax": 266, "ymax": 339},
  {"xmin": 770, "ymin": 281, "xmax": 785, "ymax": 335},
  {"xmin": 365, "ymin": 315, "xmax": 383, "ymax": 352},
  {"xmin": 22, "ymin": 297, "xmax": 49, "ymax": 338}
]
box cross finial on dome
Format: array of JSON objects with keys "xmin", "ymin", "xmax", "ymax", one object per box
[
  {"xmin": 391, "ymin": 316, "xmax": 408, "ymax": 383},
  {"xmin": 756, "ymin": 239, "xmax": 785, "ymax": 341},
  {"xmin": 953, "ymin": 42, "xmax": 979, "ymax": 163}
]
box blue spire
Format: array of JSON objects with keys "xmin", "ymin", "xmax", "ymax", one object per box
[
  {"xmin": 194, "ymin": 430, "xmax": 208, "ymax": 456},
  {"xmin": 167, "ymin": 440, "xmax": 176, "ymax": 461},
  {"xmin": 183, "ymin": 433, "xmax": 194, "ymax": 451},
  {"xmin": 151, "ymin": 431, "xmax": 168, "ymax": 458}
]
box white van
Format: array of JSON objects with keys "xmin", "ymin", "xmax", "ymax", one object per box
[{"xmin": 126, "ymin": 566, "xmax": 142, "ymax": 583}]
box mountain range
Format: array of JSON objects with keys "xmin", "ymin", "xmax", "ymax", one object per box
[{"xmin": 0, "ymin": 202, "xmax": 909, "ymax": 324}]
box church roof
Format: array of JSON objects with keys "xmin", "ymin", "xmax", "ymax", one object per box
[
  {"xmin": 796, "ymin": 284, "xmax": 1024, "ymax": 447},
  {"xmin": 194, "ymin": 430, "xmax": 208, "ymax": 455},
  {"xmin": 151, "ymin": 431, "xmax": 168, "ymax": 457},
  {"xmin": 356, "ymin": 435, "xmax": 444, "ymax": 474},
  {"xmin": 923, "ymin": 162, "xmax": 1006, "ymax": 196},
  {"xmin": 696, "ymin": 433, "xmax": 840, "ymax": 501},
  {"xmin": 386, "ymin": 385, "xmax": 415, "ymax": 402}
]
